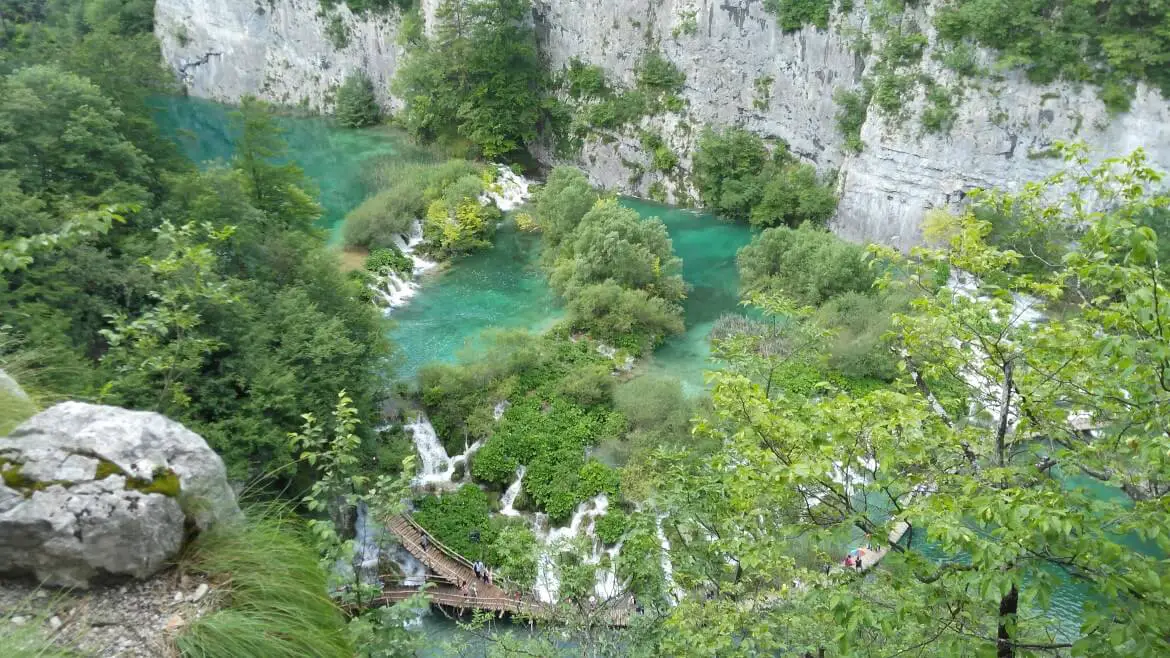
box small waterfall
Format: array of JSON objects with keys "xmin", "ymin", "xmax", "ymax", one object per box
[
  {"xmin": 482, "ymin": 165, "xmax": 532, "ymax": 212},
  {"xmin": 656, "ymin": 513, "xmax": 683, "ymax": 603},
  {"xmin": 369, "ymin": 220, "xmax": 436, "ymax": 314},
  {"xmin": 499, "ymin": 466, "xmax": 526, "ymax": 516},
  {"xmin": 492, "ymin": 400, "xmax": 511, "ymax": 421},
  {"xmin": 352, "ymin": 502, "xmax": 425, "ymax": 587},
  {"xmin": 405, "ymin": 414, "xmax": 482, "ymax": 489},
  {"xmin": 532, "ymin": 494, "xmax": 612, "ymax": 603}
]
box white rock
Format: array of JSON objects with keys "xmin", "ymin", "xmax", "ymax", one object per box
[
  {"xmin": 11, "ymin": 615, "xmax": 26, "ymax": 626},
  {"xmin": 0, "ymin": 402, "xmax": 241, "ymax": 588},
  {"xmin": 48, "ymin": 616, "xmax": 62, "ymax": 630},
  {"xmin": 189, "ymin": 583, "xmax": 210, "ymax": 602}
]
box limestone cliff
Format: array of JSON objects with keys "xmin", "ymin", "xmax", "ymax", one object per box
[{"xmin": 154, "ymin": 0, "xmax": 1170, "ymax": 249}]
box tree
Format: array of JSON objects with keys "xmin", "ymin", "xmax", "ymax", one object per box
[
  {"xmin": 533, "ymin": 167, "xmax": 599, "ymax": 248},
  {"xmin": 232, "ymin": 96, "xmax": 322, "ymax": 229},
  {"xmin": 335, "ymin": 71, "xmax": 381, "ymax": 128},
  {"xmin": 392, "ymin": 0, "xmax": 547, "ymax": 158},
  {"xmin": 550, "ymin": 199, "xmax": 686, "ymax": 302},
  {"xmin": 692, "ymin": 127, "xmax": 769, "ymax": 221},
  {"xmin": 737, "ymin": 223, "xmax": 875, "ymax": 306},
  {"xmin": 655, "ymin": 147, "xmax": 1170, "ymax": 656}
]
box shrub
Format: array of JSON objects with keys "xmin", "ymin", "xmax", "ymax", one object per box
[
  {"xmin": 533, "ymin": 167, "xmax": 599, "ymax": 247},
  {"xmin": 595, "ymin": 509, "xmax": 629, "ymax": 545},
  {"xmin": 834, "ymin": 85, "xmax": 872, "ymax": 153},
  {"xmin": 365, "ymin": 246, "xmax": 412, "ymax": 275},
  {"xmin": 749, "ymin": 163, "xmax": 837, "ymax": 228},
  {"xmin": 324, "ymin": 13, "xmax": 349, "ymax": 49},
  {"xmin": 579, "ymin": 458, "xmax": 620, "ymax": 498},
  {"xmin": 414, "ymin": 484, "xmax": 495, "ymax": 558},
  {"xmin": 635, "ymin": 50, "xmax": 686, "ymax": 95},
  {"xmin": 564, "ymin": 282, "xmax": 685, "ymax": 352},
  {"xmin": 692, "ymin": 127, "xmax": 770, "ymax": 221},
  {"xmin": 334, "ymin": 71, "xmax": 380, "ymax": 128},
  {"xmin": 763, "ymin": 0, "xmax": 832, "ymax": 31},
  {"xmin": 737, "ymin": 223, "xmax": 875, "ymax": 306},
  {"xmin": 921, "ymin": 84, "xmax": 959, "ymax": 134}
]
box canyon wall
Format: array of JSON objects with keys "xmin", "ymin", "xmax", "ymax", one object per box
[{"xmin": 155, "ymin": 0, "xmax": 1170, "ymax": 249}]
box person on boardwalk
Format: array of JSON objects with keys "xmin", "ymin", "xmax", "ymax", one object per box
[
  {"xmin": 421, "ymin": 533, "xmax": 429, "ymax": 553},
  {"xmin": 473, "ymin": 561, "xmax": 481, "ymax": 577},
  {"xmin": 470, "ymin": 582, "xmax": 479, "ymax": 599},
  {"xmin": 487, "ymin": 569, "xmax": 493, "ymax": 586}
]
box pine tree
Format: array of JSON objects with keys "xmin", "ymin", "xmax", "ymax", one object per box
[{"xmin": 334, "ymin": 71, "xmax": 381, "ymax": 128}]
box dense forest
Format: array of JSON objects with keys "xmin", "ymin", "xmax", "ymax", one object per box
[{"xmin": 3, "ymin": 0, "xmax": 1170, "ymax": 657}]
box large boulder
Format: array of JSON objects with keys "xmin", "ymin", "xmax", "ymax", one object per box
[{"xmin": 0, "ymin": 402, "xmax": 240, "ymax": 588}]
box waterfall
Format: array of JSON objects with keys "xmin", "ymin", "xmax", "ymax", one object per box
[
  {"xmin": 482, "ymin": 165, "xmax": 532, "ymax": 212},
  {"xmin": 492, "ymin": 400, "xmax": 511, "ymax": 421},
  {"xmin": 352, "ymin": 502, "xmax": 425, "ymax": 587},
  {"xmin": 656, "ymin": 513, "xmax": 683, "ymax": 603},
  {"xmin": 405, "ymin": 413, "xmax": 482, "ymax": 489},
  {"xmin": 531, "ymin": 494, "xmax": 612, "ymax": 603},
  {"xmin": 371, "ymin": 166, "xmax": 532, "ymax": 315},
  {"xmin": 499, "ymin": 466, "xmax": 526, "ymax": 517}
]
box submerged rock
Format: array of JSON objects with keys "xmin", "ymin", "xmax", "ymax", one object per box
[{"xmin": 0, "ymin": 402, "xmax": 240, "ymax": 588}]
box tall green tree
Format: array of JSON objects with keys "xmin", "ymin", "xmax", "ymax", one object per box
[
  {"xmin": 392, "ymin": 0, "xmax": 547, "ymax": 158},
  {"xmin": 231, "ymin": 97, "xmax": 322, "ymax": 230},
  {"xmin": 334, "ymin": 71, "xmax": 381, "ymax": 128},
  {"xmin": 655, "ymin": 147, "xmax": 1170, "ymax": 656}
]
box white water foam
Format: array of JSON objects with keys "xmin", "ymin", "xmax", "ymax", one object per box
[
  {"xmin": 499, "ymin": 466, "xmax": 526, "ymax": 517},
  {"xmin": 532, "ymin": 494, "xmax": 611, "ymax": 603},
  {"xmin": 405, "ymin": 414, "xmax": 482, "ymax": 489},
  {"xmin": 482, "ymin": 165, "xmax": 532, "ymax": 212}
]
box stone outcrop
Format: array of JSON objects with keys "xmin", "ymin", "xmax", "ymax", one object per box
[
  {"xmin": 154, "ymin": 0, "xmax": 1170, "ymax": 250},
  {"xmin": 155, "ymin": 0, "xmax": 405, "ymax": 112},
  {"xmin": 0, "ymin": 402, "xmax": 240, "ymax": 588}
]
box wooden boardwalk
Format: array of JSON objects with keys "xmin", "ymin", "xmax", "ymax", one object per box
[{"xmin": 377, "ymin": 514, "xmax": 633, "ymax": 626}]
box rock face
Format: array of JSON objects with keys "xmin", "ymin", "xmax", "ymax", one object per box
[
  {"xmin": 155, "ymin": 0, "xmax": 1170, "ymax": 250},
  {"xmin": 155, "ymin": 0, "xmax": 405, "ymax": 112},
  {"xmin": 0, "ymin": 402, "xmax": 240, "ymax": 588}
]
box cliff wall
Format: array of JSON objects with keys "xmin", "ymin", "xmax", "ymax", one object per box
[{"xmin": 155, "ymin": 0, "xmax": 1170, "ymax": 249}]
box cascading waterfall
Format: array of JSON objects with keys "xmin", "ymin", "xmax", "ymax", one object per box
[
  {"xmin": 352, "ymin": 502, "xmax": 425, "ymax": 587},
  {"xmin": 404, "ymin": 414, "xmax": 482, "ymax": 489},
  {"xmin": 532, "ymin": 494, "xmax": 614, "ymax": 603},
  {"xmin": 370, "ymin": 165, "xmax": 531, "ymax": 314},
  {"xmin": 499, "ymin": 466, "xmax": 526, "ymax": 517}
]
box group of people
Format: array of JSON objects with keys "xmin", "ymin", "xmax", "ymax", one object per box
[{"xmin": 472, "ymin": 559, "xmax": 493, "ymax": 586}]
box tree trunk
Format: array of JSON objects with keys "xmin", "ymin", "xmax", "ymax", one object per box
[
  {"xmin": 997, "ymin": 583, "xmax": 1019, "ymax": 658},
  {"xmin": 995, "ymin": 360, "xmax": 1014, "ymax": 468}
]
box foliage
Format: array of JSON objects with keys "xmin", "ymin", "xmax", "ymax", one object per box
[
  {"xmin": 532, "ymin": 167, "xmax": 600, "ymax": 247},
  {"xmin": 392, "ymin": 0, "xmax": 548, "ymax": 158},
  {"xmin": 334, "ymin": 71, "xmax": 381, "ymax": 128},
  {"xmin": 423, "ymin": 174, "xmax": 500, "ymax": 255},
  {"xmin": 0, "ymin": 43, "xmax": 390, "ymax": 483},
  {"xmin": 324, "ymin": 13, "xmax": 350, "ymax": 49},
  {"xmin": 921, "ymin": 82, "xmax": 959, "ymax": 134},
  {"xmin": 655, "ymin": 147, "xmax": 1170, "ymax": 656},
  {"xmin": 834, "ymin": 85, "xmax": 871, "ymax": 153},
  {"xmin": 693, "ymin": 127, "xmax": 836, "ymax": 226},
  {"xmin": 549, "ymin": 199, "xmax": 686, "ymax": 302},
  {"xmin": 342, "ymin": 159, "xmax": 487, "ymax": 254},
  {"xmin": 414, "ymin": 483, "xmax": 495, "ymax": 559},
  {"xmin": 563, "ymin": 282, "xmax": 685, "ymax": 351},
  {"xmin": 762, "ymin": 0, "xmax": 833, "ymax": 31},
  {"xmin": 635, "ymin": 51, "xmax": 686, "ymax": 97},
  {"xmin": 594, "ymin": 509, "xmax": 629, "ymax": 545},
  {"xmin": 935, "ymin": 0, "xmax": 1170, "ymax": 112},
  {"xmin": 365, "ymin": 247, "xmax": 413, "ymax": 276},
  {"xmin": 737, "ymin": 223, "xmax": 875, "ymax": 306},
  {"xmin": 486, "ymin": 517, "xmax": 540, "ymax": 587},
  {"xmin": 561, "ymin": 58, "xmax": 609, "ymax": 99},
  {"xmin": 639, "ymin": 131, "xmax": 679, "ymax": 172},
  {"xmin": 177, "ymin": 510, "xmax": 354, "ymax": 658}
]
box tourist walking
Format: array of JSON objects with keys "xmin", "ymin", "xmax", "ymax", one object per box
[{"xmin": 421, "ymin": 533, "xmax": 430, "ymax": 553}]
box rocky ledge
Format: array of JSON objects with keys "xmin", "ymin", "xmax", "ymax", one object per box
[{"xmin": 0, "ymin": 402, "xmax": 240, "ymax": 588}]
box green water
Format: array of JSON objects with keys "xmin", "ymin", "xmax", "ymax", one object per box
[{"xmin": 152, "ymin": 96, "xmax": 431, "ymax": 240}]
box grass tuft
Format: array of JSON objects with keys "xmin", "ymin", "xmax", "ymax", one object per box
[{"xmin": 176, "ymin": 508, "xmax": 353, "ymax": 658}]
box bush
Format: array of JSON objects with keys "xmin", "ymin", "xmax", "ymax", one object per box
[
  {"xmin": 365, "ymin": 246, "xmax": 412, "ymax": 275},
  {"xmin": 815, "ymin": 291, "xmax": 901, "ymax": 381},
  {"xmin": 413, "ymin": 484, "xmax": 495, "ymax": 558},
  {"xmin": 834, "ymin": 85, "xmax": 871, "ymax": 153},
  {"xmin": 564, "ymin": 282, "xmax": 685, "ymax": 352},
  {"xmin": 750, "ymin": 163, "xmax": 837, "ymax": 228},
  {"xmin": 694, "ymin": 127, "xmax": 837, "ymax": 226},
  {"xmin": 342, "ymin": 160, "xmax": 486, "ymax": 252},
  {"xmin": 533, "ymin": 167, "xmax": 598, "ymax": 247},
  {"xmin": 549, "ymin": 200, "xmax": 686, "ymax": 302},
  {"xmin": 737, "ymin": 223, "xmax": 875, "ymax": 306},
  {"xmin": 579, "ymin": 458, "xmax": 620, "ymax": 497},
  {"xmin": 635, "ymin": 50, "xmax": 686, "ymax": 95},
  {"xmin": 334, "ymin": 72, "xmax": 380, "ymax": 128},
  {"xmin": 595, "ymin": 509, "xmax": 629, "ymax": 545},
  {"xmin": 692, "ymin": 127, "xmax": 770, "ymax": 221},
  {"xmin": 763, "ymin": 0, "xmax": 832, "ymax": 31}
]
